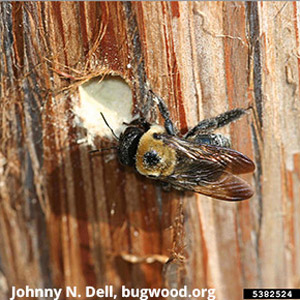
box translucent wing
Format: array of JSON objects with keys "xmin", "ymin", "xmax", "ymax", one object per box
[{"xmin": 159, "ymin": 135, "xmax": 255, "ymax": 201}]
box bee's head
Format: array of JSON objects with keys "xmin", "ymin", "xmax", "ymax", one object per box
[{"xmin": 118, "ymin": 126, "xmax": 145, "ymax": 166}]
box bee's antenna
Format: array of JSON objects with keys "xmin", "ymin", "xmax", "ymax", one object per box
[{"xmin": 100, "ymin": 112, "xmax": 119, "ymax": 141}]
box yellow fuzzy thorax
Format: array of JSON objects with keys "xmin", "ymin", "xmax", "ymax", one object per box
[{"xmin": 136, "ymin": 125, "xmax": 176, "ymax": 177}]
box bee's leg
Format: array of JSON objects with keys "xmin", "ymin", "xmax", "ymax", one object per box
[
  {"xmin": 161, "ymin": 182, "xmax": 172, "ymax": 192},
  {"xmin": 185, "ymin": 108, "xmax": 249, "ymax": 138},
  {"xmin": 149, "ymin": 90, "xmax": 177, "ymax": 135},
  {"xmin": 194, "ymin": 133, "xmax": 231, "ymax": 148}
]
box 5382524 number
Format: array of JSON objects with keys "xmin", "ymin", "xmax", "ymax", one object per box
[{"xmin": 243, "ymin": 289, "xmax": 300, "ymax": 299}]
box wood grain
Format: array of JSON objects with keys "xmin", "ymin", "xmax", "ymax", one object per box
[{"xmin": 1, "ymin": 2, "xmax": 300, "ymax": 300}]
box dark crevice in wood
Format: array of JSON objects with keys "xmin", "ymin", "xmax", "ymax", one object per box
[
  {"xmin": 122, "ymin": 2, "xmax": 147, "ymax": 112},
  {"xmin": 246, "ymin": 2, "xmax": 263, "ymax": 127}
]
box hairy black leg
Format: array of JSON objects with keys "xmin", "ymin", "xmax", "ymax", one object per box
[
  {"xmin": 194, "ymin": 134, "xmax": 231, "ymax": 148},
  {"xmin": 141, "ymin": 87, "xmax": 155, "ymax": 119},
  {"xmin": 148, "ymin": 90, "xmax": 176, "ymax": 135},
  {"xmin": 185, "ymin": 108, "xmax": 249, "ymax": 138}
]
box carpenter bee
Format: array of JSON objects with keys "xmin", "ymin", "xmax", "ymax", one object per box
[{"xmin": 96, "ymin": 91, "xmax": 255, "ymax": 201}]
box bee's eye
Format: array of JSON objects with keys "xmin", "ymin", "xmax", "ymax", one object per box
[{"xmin": 143, "ymin": 150, "xmax": 161, "ymax": 167}]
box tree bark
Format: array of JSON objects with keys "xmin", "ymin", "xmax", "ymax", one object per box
[{"xmin": 0, "ymin": 2, "xmax": 300, "ymax": 300}]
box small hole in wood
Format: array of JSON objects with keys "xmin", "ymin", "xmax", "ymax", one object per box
[{"xmin": 76, "ymin": 75, "xmax": 133, "ymax": 140}]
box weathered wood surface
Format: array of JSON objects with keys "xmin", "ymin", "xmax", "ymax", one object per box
[{"xmin": 0, "ymin": 2, "xmax": 300, "ymax": 300}]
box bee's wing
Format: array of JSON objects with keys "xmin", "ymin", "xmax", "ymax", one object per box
[
  {"xmin": 160, "ymin": 135, "xmax": 255, "ymax": 201},
  {"xmin": 164, "ymin": 169, "xmax": 254, "ymax": 201}
]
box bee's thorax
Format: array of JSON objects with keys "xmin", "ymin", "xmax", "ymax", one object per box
[{"xmin": 136, "ymin": 125, "xmax": 176, "ymax": 177}]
